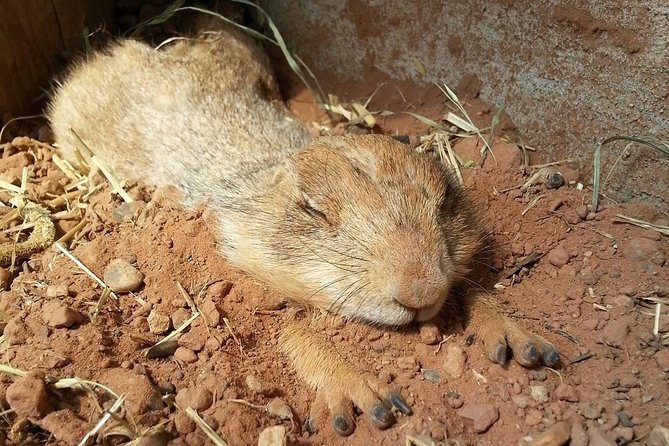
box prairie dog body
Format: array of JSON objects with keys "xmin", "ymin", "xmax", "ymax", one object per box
[
  {"xmin": 50, "ymin": 30, "xmax": 480, "ymax": 326},
  {"xmin": 49, "ymin": 26, "xmax": 558, "ymax": 435}
]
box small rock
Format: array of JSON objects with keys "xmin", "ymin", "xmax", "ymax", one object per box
[
  {"xmin": 545, "ymin": 171, "xmax": 565, "ymax": 189},
  {"xmin": 6, "ymin": 373, "xmax": 53, "ymax": 418},
  {"xmin": 266, "ymin": 398, "xmax": 292, "ymax": 420},
  {"xmin": 525, "ymin": 409, "xmax": 543, "ymax": 426},
  {"xmin": 529, "ymin": 369, "xmax": 547, "ymax": 382},
  {"xmin": 174, "ymin": 347, "xmax": 198, "ymax": 363},
  {"xmin": 175, "ymin": 386, "xmax": 213, "ymax": 411},
  {"xmin": 601, "ymin": 320, "xmax": 629, "ymax": 348},
  {"xmin": 443, "ymin": 344, "xmax": 467, "ymax": 378},
  {"xmin": 555, "ymin": 382, "xmax": 579, "ymax": 402},
  {"xmin": 99, "ymin": 368, "xmax": 162, "ymax": 415},
  {"xmin": 5, "ymin": 318, "xmax": 30, "ymax": 345},
  {"xmin": 246, "ymin": 375, "xmax": 267, "ymax": 395},
  {"xmin": 45, "ymin": 284, "xmax": 69, "ymax": 298},
  {"xmin": 620, "ymin": 238, "xmax": 663, "ymax": 264},
  {"xmin": 397, "ymin": 356, "xmax": 420, "ymax": 371},
  {"xmin": 201, "ymin": 299, "xmax": 221, "ymax": 327},
  {"xmin": 547, "ymin": 247, "xmax": 570, "ymax": 267},
  {"xmin": 112, "ymin": 201, "xmax": 146, "ymax": 223},
  {"xmin": 458, "ymin": 404, "xmax": 499, "ymax": 433},
  {"xmin": 447, "ymin": 396, "xmax": 464, "ymax": 409},
  {"xmin": 575, "ymin": 205, "xmax": 588, "ymax": 220},
  {"xmin": 258, "ymin": 425, "xmax": 286, "ymax": 446},
  {"xmin": 616, "ymin": 411, "xmax": 633, "ymax": 428},
  {"xmin": 419, "ymin": 323, "xmax": 440, "ymax": 345},
  {"xmin": 528, "ymin": 420, "xmax": 571, "ymax": 446},
  {"xmin": 41, "ymin": 301, "xmax": 84, "ymax": 328},
  {"xmin": 174, "ymin": 411, "xmax": 196, "ymax": 434},
  {"xmin": 207, "ymin": 281, "xmax": 233, "ymax": 300},
  {"xmin": 178, "ymin": 329, "xmax": 206, "ymax": 352},
  {"xmin": 655, "ymin": 349, "xmax": 669, "ymax": 371},
  {"xmin": 581, "ymin": 401, "xmax": 603, "ymax": 420},
  {"xmin": 512, "ymin": 394, "xmax": 532, "ymax": 409},
  {"xmin": 531, "ymin": 385, "xmax": 549, "ymax": 404},
  {"xmin": 103, "ymin": 259, "xmax": 144, "ymax": 292},
  {"xmin": 612, "ymin": 294, "xmax": 635, "ymax": 308},
  {"xmin": 147, "ymin": 310, "xmax": 172, "ymax": 335},
  {"xmin": 38, "ymin": 409, "xmax": 90, "ymax": 446}
]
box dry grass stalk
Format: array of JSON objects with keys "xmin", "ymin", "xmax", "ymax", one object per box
[
  {"xmin": 0, "ymin": 200, "xmax": 55, "ymax": 268},
  {"xmin": 613, "ymin": 214, "xmax": 669, "ymax": 237},
  {"xmin": 184, "ymin": 406, "xmax": 230, "ymax": 446},
  {"xmin": 54, "ymin": 242, "xmax": 118, "ymax": 300},
  {"xmin": 146, "ymin": 311, "xmax": 200, "ymax": 357},
  {"xmin": 223, "ymin": 317, "xmax": 244, "ymax": 356}
]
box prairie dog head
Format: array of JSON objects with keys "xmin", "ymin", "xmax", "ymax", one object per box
[{"xmin": 222, "ymin": 135, "xmax": 482, "ymax": 326}]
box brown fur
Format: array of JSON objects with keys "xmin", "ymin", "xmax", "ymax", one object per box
[{"xmin": 47, "ymin": 26, "xmax": 558, "ymax": 435}]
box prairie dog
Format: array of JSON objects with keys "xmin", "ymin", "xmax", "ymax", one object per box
[{"xmin": 48, "ymin": 27, "xmax": 559, "ymax": 435}]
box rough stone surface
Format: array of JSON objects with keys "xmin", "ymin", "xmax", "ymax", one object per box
[
  {"xmin": 458, "ymin": 404, "xmax": 499, "ymax": 433},
  {"xmin": 42, "ymin": 301, "xmax": 84, "ymax": 328},
  {"xmin": 419, "ymin": 323, "xmax": 440, "ymax": 345},
  {"xmin": 175, "ymin": 386, "xmax": 213, "ymax": 412},
  {"xmin": 555, "ymin": 382, "xmax": 579, "ymax": 402},
  {"xmin": 38, "ymin": 409, "xmax": 90, "ymax": 446},
  {"xmin": 601, "ymin": 320, "xmax": 629, "ymax": 348},
  {"xmin": 103, "ymin": 258, "xmax": 144, "ymax": 292},
  {"xmin": 174, "ymin": 347, "xmax": 198, "ymax": 363},
  {"xmin": 547, "ymin": 246, "xmax": 570, "ymax": 267},
  {"xmin": 531, "ymin": 385, "xmax": 549, "ymax": 404},
  {"xmin": 6, "ymin": 374, "xmax": 52, "ymax": 419},
  {"xmin": 147, "ymin": 310, "xmax": 172, "ymax": 335},
  {"xmin": 99, "ymin": 368, "xmax": 162, "ymax": 415},
  {"xmin": 258, "ymin": 425, "xmax": 286, "ymax": 446},
  {"xmin": 443, "ymin": 344, "xmax": 467, "ymax": 379}
]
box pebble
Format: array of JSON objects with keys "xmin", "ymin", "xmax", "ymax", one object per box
[
  {"xmin": 245, "ymin": 375, "xmax": 267, "ymax": 395},
  {"xmin": 38, "ymin": 409, "xmax": 91, "ymax": 445},
  {"xmin": 655, "ymin": 349, "xmax": 669, "ymax": 371},
  {"xmin": 419, "ymin": 323, "xmax": 440, "ymax": 345},
  {"xmin": 174, "ymin": 411, "xmax": 196, "ymax": 434},
  {"xmin": 555, "ymin": 382, "xmax": 579, "ymax": 402},
  {"xmin": 45, "ymin": 284, "xmax": 69, "ymax": 298},
  {"xmin": 616, "ymin": 411, "xmax": 633, "ymax": 428},
  {"xmin": 178, "ymin": 330, "xmax": 206, "ymax": 352},
  {"xmin": 443, "ymin": 344, "xmax": 467, "ymax": 378},
  {"xmin": 512, "ymin": 395, "xmax": 532, "ymax": 409},
  {"xmin": 100, "ymin": 368, "xmax": 162, "ymax": 415},
  {"xmin": 544, "ymin": 171, "xmax": 565, "ymax": 189},
  {"xmin": 103, "ymin": 258, "xmax": 144, "ymax": 292},
  {"xmin": 112, "ymin": 201, "xmax": 146, "ymax": 223},
  {"xmin": 201, "ymin": 299, "xmax": 221, "ymax": 327},
  {"xmin": 601, "ymin": 320, "xmax": 629, "ymax": 348},
  {"xmin": 531, "ymin": 385, "xmax": 549, "ymax": 404},
  {"xmin": 5, "ymin": 318, "xmax": 30, "ymax": 345},
  {"xmin": 547, "ymin": 247, "xmax": 570, "ymax": 267},
  {"xmin": 457, "ymin": 404, "xmax": 499, "ymax": 433},
  {"xmin": 580, "ymin": 401, "xmax": 603, "ymax": 420},
  {"xmin": 620, "ymin": 237, "xmax": 663, "ymax": 264},
  {"xmin": 528, "ymin": 421, "xmax": 571, "ymax": 446},
  {"xmin": 575, "ymin": 205, "xmax": 589, "ymax": 220},
  {"xmin": 41, "ymin": 301, "xmax": 84, "ymax": 328},
  {"xmin": 175, "ymin": 386, "xmax": 213, "ymax": 411},
  {"xmin": 396, "ymin": 356, "xmax": 420, "ymax": 372},
  {"xmin": 6, "ymin": 373, "xmax": 53, "ymax": 418},
  {"xmin": 447, "ymin": 396, "xmax": 464, "ymax": 409},
  {"xmin": 529, "ymin": 369, "xmax": 547, "ymax": 382},
  {"xmin": 147, "ymin": 310, "xmax": 172, "ymax": 335},
  {"xmin": 174, "ymin": 347, "xmax": 198, "ymax": 363},
  {"xmin": 525, "ymin": 409, "xmax": 543, "ymax": 426},
  {"xmin": 258, "ymin": 425, "xmax": 286, "ymax": 446},
  {"xmin": 266, "ymin": 398, "xmax": 292, "ymax": 420}
]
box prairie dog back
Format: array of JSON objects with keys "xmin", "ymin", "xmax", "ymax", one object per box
[{"xmin": 49, "ymin": 29, "xmax": 311, "ymax": 206}]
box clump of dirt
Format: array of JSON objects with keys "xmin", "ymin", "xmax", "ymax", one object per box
[{"xmin": 0, "ymin": 103, "xmax": 667, "ymax": 446}]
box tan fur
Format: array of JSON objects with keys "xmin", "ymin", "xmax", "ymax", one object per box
[{"xmin": 48, "ymin": 26, "xmax": 557, "ymax": 434}]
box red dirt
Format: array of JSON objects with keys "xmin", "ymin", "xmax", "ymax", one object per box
[{"xmin": 0, "ymin": 80, "xmax": 668, "ymax": 446}]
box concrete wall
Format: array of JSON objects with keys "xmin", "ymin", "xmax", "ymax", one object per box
[{"xmin": 262, "ymin": 0, "xmax": 668, "ymax": 207}]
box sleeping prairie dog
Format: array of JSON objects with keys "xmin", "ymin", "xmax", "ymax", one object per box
[{"xmin": 49, "ymin": 27, "xmax": 559, "ymax": 435}]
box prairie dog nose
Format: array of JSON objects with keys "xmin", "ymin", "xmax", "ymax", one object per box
[{"xmin": 388, "ymin": 261, "xmax": 449, "ymax": 310}]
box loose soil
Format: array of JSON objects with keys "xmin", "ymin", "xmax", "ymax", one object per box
[{"xmin": 0, "ymin": 74, "xmax": 668, "ymax": 446}]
